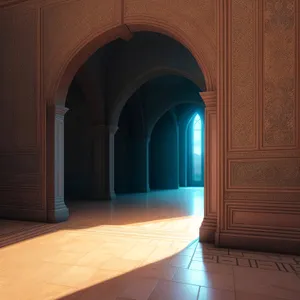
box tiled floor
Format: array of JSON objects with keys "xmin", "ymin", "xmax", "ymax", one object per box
[{"xmin": 0, "ymin": 188, "xmax": 300, "ymax": 300}]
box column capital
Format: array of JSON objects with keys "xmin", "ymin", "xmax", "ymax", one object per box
[
  {"xmin": 108, "ymin": 125, "xmax": 118, "ymax": 135},
  {"xmin": 199, "ymin": 91, "xmax": 217, "ymax": 108},
  {"xmin": 55, "ymin": 105, "xmax": 69, "ymax": 116}
]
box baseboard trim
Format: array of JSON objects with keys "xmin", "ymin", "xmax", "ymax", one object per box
[
  {"xmin": 219, "ymin": 232, "xmax": 300, "ymax": 255},
  {"xmin": 199, "ymin": 217, "xmax": 217, "ymax": 243},
  {"xmin": 0, "ymin": 206, "xmax": 47, "ymax": 222},
  {"xmin": 47, "ymin": 206, "xmax": 69, "ymax": 223}
]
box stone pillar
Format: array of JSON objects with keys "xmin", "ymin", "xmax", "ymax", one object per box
[
  {"xmin": 178, "ymin": 121, "xmax": 187, "ymax": 187},
  {"xmin": 91, "ymin": 124, "xmax": 117, "ymax": 200},
  {"xmin": 132, "ymin": 136, "xmax": 150, "ymax": 193},
  {"xmin": 47, "ymin": 105, "xmax": 69, "ymax": 223},
  {"xmin": 176, "ymin": 123, "xmax": 180, "ymax": 189},
  {"xmin": 199, "ymin": 91, "xmax": 217, "ymax": 242}
]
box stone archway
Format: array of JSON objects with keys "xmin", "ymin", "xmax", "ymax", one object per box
[
  {"xmin": 109, "ymin": 66, "xmax": 205, "ymax": 127},
  {"xmin": 46, "ymin": 20, "xmax": 217, "ymax": 243}
]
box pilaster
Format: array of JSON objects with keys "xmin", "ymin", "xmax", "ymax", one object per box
[
  {"xmin": 91, "ymin": 124, "xmax": 118, "ymax": 200},
  {"xmin": 132, "ymin": 136, "xmax": 150, "ymax": 193},
  {"xmin": 199, "ymin": 91, "xmax": 217, "ymax": 242},
  {"xmin": 47, "ymin": 105, "xmax": 69, "ymax": 222}
]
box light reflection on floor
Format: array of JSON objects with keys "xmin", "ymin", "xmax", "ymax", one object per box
[
  {"xmin": 0, "ymin": 188, "xmax": 203, "ymax": 299},
  {"xmin": 0, "ymin": 187, "xmax": 299, "ymax": 300}
]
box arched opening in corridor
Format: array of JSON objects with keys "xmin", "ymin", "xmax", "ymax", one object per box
[
  {"xmin": 187, "ymin": 112, "xmax": 205, "ymax": 187},
  {"xmin": 149, "ymin": 110, "xmax": 179, "ymax": 191},
  {"xmin": 47, "ymin": 27, "xmax": 216, "ymax": 243},
  {"xmin": 192, "ymin": 114, "xmax": 203, "ymax": 184},
  {"xmin": 113, "ymin": 75, "xmax": 205, "ymax": 196}
]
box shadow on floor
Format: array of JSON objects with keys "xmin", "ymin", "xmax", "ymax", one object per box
[{"xmin": 57, "ymin": 239, "xmax": 206, "ymax": 300}]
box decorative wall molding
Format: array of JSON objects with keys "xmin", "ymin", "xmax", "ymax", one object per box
[
  {"xmin": 226, "ymin": 150, "xmax": 300, "ymax": 159},
  {"xmin": 200, "ymin": 91, "xmax": 216, "ymax": 109},
  {"xmin": 224, "ymin": 191, "xmax": 300, "ymax": 203},
  {"xmin": 226, "ymin": 203, "xmax": 300, "ymax": 234},
  {"xmin": 216, "ymin": 0, "xmax": 229, "ymax": 238},
  {"xmin": 219, "ymin": 232, "xmax": 300, "ymax": 255},
  {"xmin": 0, "ymin": 0, "xmax": 29, "ymax": 8}
]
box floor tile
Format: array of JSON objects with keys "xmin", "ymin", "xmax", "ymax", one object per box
[
  {"xmin": 0, "ymin": 188, "xmax": 299, "ymax": 300},
  {"xmin": 198, "ymin": 287, "xmax": 235, "ymax": 300},
  {"xmin": 148, "ymin": 279, "xmax": 199, "ymax": 300},
  {"xmin": 48, "ymin": 265, "xmax": 98, "ymax": 287},
  {"xmin": 173, "ymin": 268, "xmax": 234, "ymax": 291},
  {"xmin": 98, "ymin": 257, "xmax": 142, "ymax": 272},
  {"xmin": 189, "ymin": 261, "xmax": 233, "ymax": 275},
  {"xmin": 234, "ymin": 266, "xmax": 300, "ymax": 300},
  {"xmin": 169, "ymin": 254, "xmax": 192, "ymax": 268},
  {"xmin": 235, "ymin": 291, "xmax": 285, "ymax": 300}
]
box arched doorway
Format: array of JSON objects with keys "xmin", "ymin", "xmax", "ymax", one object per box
[{"xmin": 46, "ymin": 24, "xmax": 217, "ymax": 243}]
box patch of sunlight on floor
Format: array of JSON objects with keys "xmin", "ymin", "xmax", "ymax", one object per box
[{"xmin": 0, "ymin": 188, "xmax": 204, "ymax": 299}]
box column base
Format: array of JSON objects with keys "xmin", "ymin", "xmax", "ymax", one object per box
[
  {"xmin": 199, "ymin": 216, "xmax": 217, "ymax": 243},
  {"xmin": 47, "ymin": 206, "xmax": 69, "ymax": 223}
]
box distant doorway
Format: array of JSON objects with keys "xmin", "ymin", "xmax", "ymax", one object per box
[
  {"xmin": 187, "ymin": 112, "xmax": 204, "ymax": 187},
  {"xmin": 192, "ymin": 113, "xmax": 203, "ymax": 185}
]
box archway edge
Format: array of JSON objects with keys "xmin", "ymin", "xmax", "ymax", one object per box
[
  {"xmin": 178, "ymin": 104, "xmax": 204, "ymax": 127},
  {"xmin": 109, "ymin": 67, "xmax": 203, "ymax": 127},
  {"xmin": 52, "ymin": 20, "xmax": 214, "ymax": 106},
  {"xmin": 148, "ymin": 101, "xmax": 204, "ymax": 139}
]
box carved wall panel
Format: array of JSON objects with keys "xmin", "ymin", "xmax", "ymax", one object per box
[
  {"xmin": 226, "ymin": 203, "xmax": 300, "ymax": 234},
  {"xmin": 0, "ymin": 4, "xmax": 38, "ymax": 151},
  {"xmin": 0, "ymin": 3, "xmax": 44, "ymax": 214},
  {"xmin": 228, "ymin": 158, "xmax": 300, "ymax": 189},
  {"xmin": 42, "ymin": 0, "xmax": 122, "ymax": 102},
  {"xmin": 0, "ymin": 190, "xmax": 42, "ymax": 209},
  {"xmin": 228, "ymin": 0, "xmax": 257, "ymax": 150},
  {"xmin": 262, "ymin": 0, "xmax": 297, "ymax": 148},
  {"xmin": 233, "ymin": 211, "xmax": 300, "ymax": 229}
]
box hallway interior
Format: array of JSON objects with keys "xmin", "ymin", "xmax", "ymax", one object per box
[{"xmin": 0, "ymin": 188, "xmax": 300, "ymax": 300}]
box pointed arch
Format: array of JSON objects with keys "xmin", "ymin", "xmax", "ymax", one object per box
[{"xmin": 191, "ymin": 113, "xmax": 204, "ymax": 184}]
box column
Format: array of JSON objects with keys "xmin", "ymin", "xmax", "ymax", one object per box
[
  {"xmin": 199, "ymin": 91, "xmax": 217, "ymax": 242},
  {"xmin": 47, "ymin": 105, "xmax": 69, "ymax": 223},
  {"xmin": 91, "ymin": 124, "xmax": 117, "ymax": 200},
  {"xmin": 176, "ymin": 123, "xmax": 180, "ymax": 189},
  {"xmin": 132, "ymin": 136, "xmax": 150, "ymax": 193},
  {"xmin": 178, "ymin": 122, "xmax": 187, "ymax": 187}
]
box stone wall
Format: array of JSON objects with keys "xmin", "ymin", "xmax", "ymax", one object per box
[
  {"xmin": 217, "ymin": 0, "xmax": 300, "ymax": 253},
  {"xmin": 0, "ymin": 0, "xmax": 299, "ymax": 253}
]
